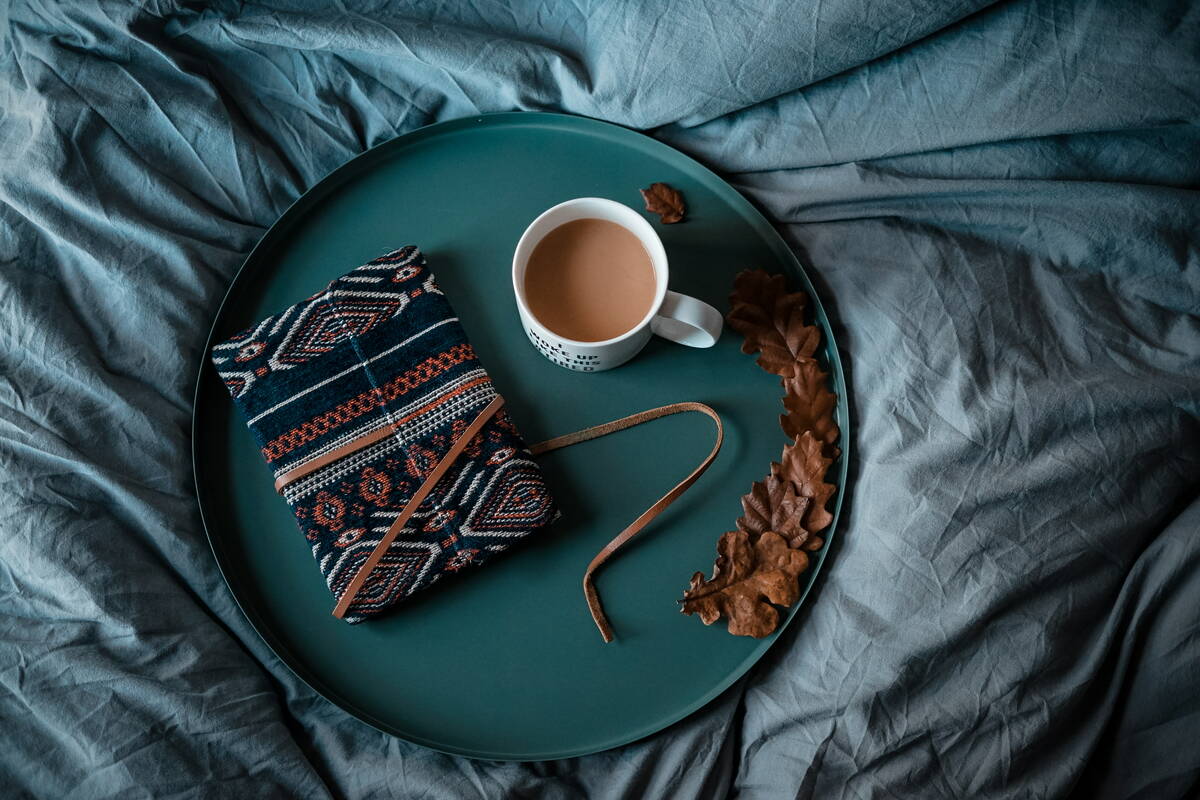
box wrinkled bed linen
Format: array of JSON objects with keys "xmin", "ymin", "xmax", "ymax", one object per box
[{"xmin": 1, "ymin": 1, "xmax": 1197, "ymax": 798}]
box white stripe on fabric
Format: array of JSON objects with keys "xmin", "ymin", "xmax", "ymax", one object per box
[
  {"xmin": 269, "ymin": 302, "xmax": 298, "ymax": 336},
  {"xmin": 328, "ymin": 288, "xmax": 416, "ymax": 300},
  {"xmin": 270, "ymin": 369, "xmax": 490, "ymax": 476},
  {"xmin": 246, "ymin": 317, "xmax": 458, "ymax": 425},
  {"xmin": 280, "ymin": 384, "xmax": 494, "ymax": 501}
]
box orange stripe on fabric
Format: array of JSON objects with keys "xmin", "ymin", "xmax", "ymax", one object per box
[
  {"xmin": 272, "ymin": 376, "xmax": 494, "ymax": 492},
  {"xmin": 261, "ymin": 343, "xmax": 475, "ymax": 462}
]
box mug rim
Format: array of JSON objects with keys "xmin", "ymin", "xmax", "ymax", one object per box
[{"xmin": 511, "ymin": 197, "xmax": 669, "ymax": 348}]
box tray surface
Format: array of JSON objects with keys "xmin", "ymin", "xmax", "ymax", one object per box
[{"xmin": 192, "ymin": 112, "xmax": 848, "ymax": 760}]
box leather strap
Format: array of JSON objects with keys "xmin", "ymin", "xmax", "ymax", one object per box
[
  {"xmin": 273, "ymin": 376, "xmax": 492, "ymax": 492},
  {"xmin": 530, "ymin": 402, "xmax": 723, "ymax": 642},
  {"xmin": 274, "ymin": 420, "xmax": 400, "ymax": 493},
  {"xmin": 330, "ymin": 395, "xmax": 506, "ymax": 619},
  {"xmin": 274, "ymin": 394, "xmax": 722, "ymax": 639}
]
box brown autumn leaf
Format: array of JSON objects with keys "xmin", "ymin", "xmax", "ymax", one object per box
[
  {"xmin": 781, "ymin": 359, "xmax": 840, "ymax": 446},
  {"xmin": 680, "ymin": 267, "xmax": 839, "ymax": 639},
  {"xmin": 774, "ymin": 431, "xmax": 836, "ymax": 533},
  {"xmin": 680, "ymin": 530, "xmax": 809, "ymax": 638},
  {"xmin": 640, "ymin": 182, "xmax": 686, "ymax": 224},
  {"xmin": 737, "ymin": 473, "xmax": 812, "ymax": 549},
  {"xmin": 726, "ymin": 269, "xmax": 820, "ymax": 377}
]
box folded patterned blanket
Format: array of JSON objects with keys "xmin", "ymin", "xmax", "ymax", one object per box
[{"xmin": 211, "ymin": 246, "xmax": 559, "ymax": 621}]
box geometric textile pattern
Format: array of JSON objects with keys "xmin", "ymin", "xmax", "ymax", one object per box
[{"xmin": 211, "ymin": 247, "xmax": 559, "ymax": 622}]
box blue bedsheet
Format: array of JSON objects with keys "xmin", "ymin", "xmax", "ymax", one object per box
[{"xmin": 1, "ymin": 1, "xmax": 1198, "ymax": 797}]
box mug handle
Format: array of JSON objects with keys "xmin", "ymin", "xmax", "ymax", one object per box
[{"xmin": 650, "ymin": 291, "xmax": 723, "ymax": 348}]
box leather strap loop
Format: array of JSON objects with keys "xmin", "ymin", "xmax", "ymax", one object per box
[
  {"xmin": 272, "ymin": 394, "xmax": 722, "ymax": 639},
  {"xmin": 331, "ymin": 395, "xmax": 506, "ymax": 619},
  {"xmin": 273, "ymin": 377, "xmax": 492, "ymax": 492},
  {"xmin": 531, "ymin": 402, "xmax": 724, "ymax": 642}
]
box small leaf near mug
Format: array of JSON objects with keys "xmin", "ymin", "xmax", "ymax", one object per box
[{"xmin": 640, "ymin": 182, "xmax": 686, "ymax": 224}]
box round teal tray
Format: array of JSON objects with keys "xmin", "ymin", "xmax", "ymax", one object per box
[{"xmin": 192, "ymin": 112, "xmax": 848, "ymax": 760}]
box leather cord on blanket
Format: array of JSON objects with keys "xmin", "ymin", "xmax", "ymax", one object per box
[
  {"xmin": 276, "ymin": 396, "xmax": 723, "ymax": 637},
  {"xmin": 530, "ymin": 401, "xmax": 724, "ymax": 643},
  {"xmin": 273, "ymin": 377, "xmax": 492, "ymax": 492},
  {"xmin": 328, "ymin": 395, "xmax": 506, "ymax": 619},
  {"xmin": 271, "ymin": 394, "xmax": 507, "ymax": 620}
]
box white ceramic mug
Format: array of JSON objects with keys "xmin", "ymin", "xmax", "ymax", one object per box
[{"xmin": 512, "ymin": 198, "xmax": 723, "ymax": 372}]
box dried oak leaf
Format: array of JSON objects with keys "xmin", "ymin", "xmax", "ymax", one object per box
[
  {"xmin": 640, "ymin": 182, "xmax": 685, "ymax": 224},
  {"xmin": 681, "ymin": 530, "xmax": 809, "ymax": 638},
  {"xmin": 775, "ymin": 431, "xmax": 836, "ymax": 534},
  {"xmin": 726, "ymin": 269, "xmax": 820, "ymax": 377},
  {"xmin": 737, "ymin": 473, "xmax": 812, "ymax": 549},
  {"xmin": 781, "ymin": 359, "xmax": 840, "ymax": 446}
]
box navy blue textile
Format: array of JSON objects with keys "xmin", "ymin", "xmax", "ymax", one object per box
[{"xmin": 211, "ymin": 246, "xmax": 557, "ymax": 622}]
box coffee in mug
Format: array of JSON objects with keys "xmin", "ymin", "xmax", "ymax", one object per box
[
  {"xmin": 512, "ymin": 197, "xmax": 723, "ymax": 371},
  {"xmin": 523, "ymin": 218, "xmax": 657, "ymax": 343}
]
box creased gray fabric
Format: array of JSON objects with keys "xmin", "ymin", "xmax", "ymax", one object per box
[{"xmin": 1, "ymin": 1, "xmax": 1197, "ymax": 798}]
